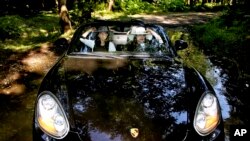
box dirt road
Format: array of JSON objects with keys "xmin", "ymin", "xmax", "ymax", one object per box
[{"xmin": 98, "ymin": 12, "xmax": 221, "ymax": 27}]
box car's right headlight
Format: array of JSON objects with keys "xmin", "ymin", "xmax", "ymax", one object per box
[
  {"xmin": 36, "ymin": 91, "xmax": 69, "ymax": 139},
  {"xmin": 193, "ymin": 91, "xmax": 221, "ymax": 136}
]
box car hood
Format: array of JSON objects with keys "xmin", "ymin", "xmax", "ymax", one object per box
[{"xmin": 60, "ymin": 56, "xmax": 189, "ymax": 140}]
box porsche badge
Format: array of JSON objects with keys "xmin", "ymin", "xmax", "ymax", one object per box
[{"xmin": 130, "ymin": 128, "xmax": 139, "ymax": 138}]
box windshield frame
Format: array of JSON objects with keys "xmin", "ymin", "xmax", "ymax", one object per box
[{"xmin": 66, "ymin": 20, "xmax": 176, "ymax": 58}]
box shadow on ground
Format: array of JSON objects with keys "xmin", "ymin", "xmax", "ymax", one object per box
[{"xmin": 0, "ymin": 38, "xmax": 68, "ymax": 141}]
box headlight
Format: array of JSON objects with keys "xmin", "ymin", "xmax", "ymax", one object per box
[
  {"xmin": 193, "ymin": 91, "xmax": 220, "ymax": 136},
  {"xmin": 36, "ymin": 91, "xmax": 69, "ymax": 139}
]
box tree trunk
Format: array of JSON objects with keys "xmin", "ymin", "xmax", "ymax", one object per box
[
  {"xmin": 202, "ymin": 0, "xmax": 206, "ymax": 5},
  {"xmin": 245, "ymin": 0, "xmax": 250, "ymax": 10},
  {"xmin": 108, "ymin": 0, "xmax": 114, "ymax": 11},
  {"xmin": 79, "ymin": 1, "xmax": 93, "ymax": 23},
  {"xmin": 190, "ymin": 0, "xmax": 194, "ymax": 8},
  {"xmin": 58, "ymin": 0, "xmax": 72, "ymax": 33},
  {"xmin": 184, "ymin": 0, "xmax": 189, "ymax": 5},
  {"xmin": 232, "ymin": 0, "xmax": 237, "ymax": 6}
]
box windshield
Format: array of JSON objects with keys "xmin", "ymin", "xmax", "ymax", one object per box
[{"xmin": 68, "ymin": 22, "xmax": 174, "ymax": 57}]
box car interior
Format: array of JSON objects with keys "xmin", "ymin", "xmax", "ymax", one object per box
[{"xmin": 78, "ymin": 25, "xmax": 161, "ymax": 52}]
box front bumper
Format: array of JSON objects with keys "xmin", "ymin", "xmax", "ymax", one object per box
[{"xmin": 33, "ymin": 122, "xmax": 225, "ymax": 141}]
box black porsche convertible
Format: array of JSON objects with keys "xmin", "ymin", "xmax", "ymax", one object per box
[{"xmin": 32, "ymin": 20, "xmax": 225, "ymax": 141}]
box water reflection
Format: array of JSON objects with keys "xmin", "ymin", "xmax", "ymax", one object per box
[
  {"xmin": 65, "ymin": 57, "xmax": 189, "ymax": 141},
  {"xmin": 0, "ymin": 91, "xmax": 35, "ymax": 141},
  {"xmin": 90, "ymin": 129, "xmax": 122, "ymax": 141},
  {"xmin": 204, "ymin": 58, "xmax": 250, "ymax": 141},
  {"xmin": 169, "ymin": 27, "xmax": 249, "ymax": 141},
  {"xmin": 206, "ymin": 60, "xmax": 231, "ymax": 119}
]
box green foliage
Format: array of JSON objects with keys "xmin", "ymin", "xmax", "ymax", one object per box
[
  {"xmin": 0, "ymin": 16, "xmax": 23, "ymax": 40},
  {"xmin": 94, "ymin": 2, "xmax": 107, "ymax": 11},
  {"xmin": 0, "ymin": 13, "xmax": 61, "ymax": 51},
  {"xmin": 192, "ymin": 2, "xmax": 228, "ymax": 12},
  {"xmin": 191, "ymin": 10, "xmax": 250, "ymax": 78},
  {"xmin": 191, "ymin": 18, "xmax": 244, "ymax": 57},
  {"xmin": 114, "ymin": 0, "xmax": 157, "ymax": 14},
  {"xmin": 167, "ymin": 28, "xmax": 208, "ymax": 75},
  {"xmin": 157, "ymin": 0, "xmax": 187, "ymax": 12},
  {"xmin": 69, "ymin": 8, "xmax": 82, "ymax": 26},
  {"xmin": 179, "ymin": 44, "xmax": 208, "ymax": 76},
  {"xmin": 69, "ymin": 0, "xmax": 98, "ymax": 26}
]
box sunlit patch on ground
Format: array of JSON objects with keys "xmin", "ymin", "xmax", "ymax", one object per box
[
  {"xmin": 0, "ymin": 71, "xmax": 25, "ymax": 95},
  {"xmin": 0, "ymin": 42, "xmax": 61, "ymax": 95},
  {"xmin": 0, "ymin": 83, "xmax": 26, "ymax": 95},
  {"xmin": 21, "ymin": 43, "xmax": 58, "ymax": 74},
  {"xmin": 0, "ymin": 72, "xmax": 21, "ymax": 86}
]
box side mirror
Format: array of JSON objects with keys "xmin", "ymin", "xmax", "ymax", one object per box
[
  {"xmin": 175, "ymin": 40, "xmax": 188, "ymax": 50},
  {"xmin": 53, "ymin": 38, "xmax": 69, "ymax": 55}
]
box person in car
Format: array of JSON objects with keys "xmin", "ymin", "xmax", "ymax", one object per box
[
  {"xmin": 80, "ymin": 26, "xmax": 116, "ymax": 52},
  {"xmin": 126, "ymin": 26, "xmax": 163, "ymax": 52}
]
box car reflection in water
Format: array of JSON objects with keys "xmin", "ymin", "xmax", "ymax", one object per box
[{"xmin": 33, "ymin": 20, "xmax": 225, "ymax": 141}]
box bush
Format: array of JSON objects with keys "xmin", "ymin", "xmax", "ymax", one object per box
[
  {"xmin": 114, "ymin": 0, "xmax": 156, "ymax": 14},
  {"xmin": 191, "ymin": 11, "xmax": 250, "ymax": 78},
  {"xmin": 191, "ymin": 18, "xmax": 245, "ymax": 57},
  {"xmin": 158, "ymin": 0, "xmax": 187, "ymax": 12},
  {"xmin": 192, "ymin": 3, "xmax": 227, "ymax": 12}
]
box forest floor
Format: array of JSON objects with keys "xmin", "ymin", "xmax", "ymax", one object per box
[{"xmin": 0, "ymin": 12, "xmax": 220, "ymax": 96}]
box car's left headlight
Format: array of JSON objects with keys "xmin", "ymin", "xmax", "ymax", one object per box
[
  {"xmin": 193, "ymin": 91, "xmax": 221, "ymax": 136},
  {"xmin": 35, "ymin": 91, "xmax": 69, "ymax": 139}
]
